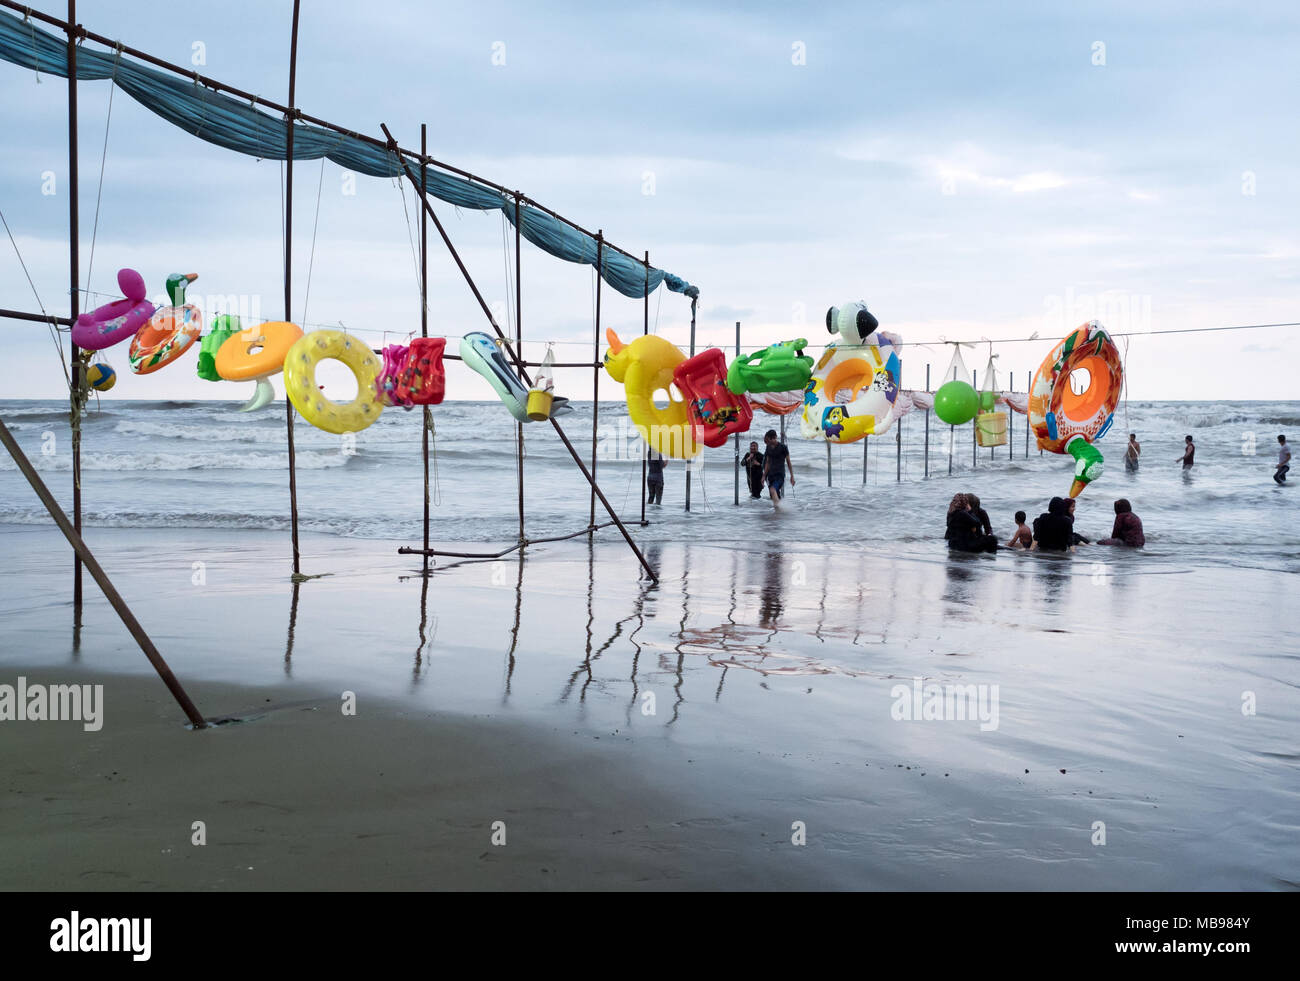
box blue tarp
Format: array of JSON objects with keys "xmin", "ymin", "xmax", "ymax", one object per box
[{"xmin": 0, "ymin": 9, "xmax": 697, "ymax": 301}]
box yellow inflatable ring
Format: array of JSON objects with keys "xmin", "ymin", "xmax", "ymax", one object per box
[
  {"xmin": 285, "ymin": 329, "xmax": 384, "ymax": 434},
  {"xmin": 603, "ymin": 328, "xmax": 700, "ymax": 458}
]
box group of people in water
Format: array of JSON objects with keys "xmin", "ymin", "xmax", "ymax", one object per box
[
  {"xmin": 650, "ymin": 429, "xmax": 797, "ymax": 509},
  {"xmin": 946, "ymin": 492, "xmax": 1145, "ymax": 554}
]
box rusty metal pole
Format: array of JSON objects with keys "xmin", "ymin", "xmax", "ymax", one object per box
[
  {"xmin": 641, "ymin": 253, "xmax": 649, "ymax": 525},
  {"xmin": 590, "ymin": 231, "xmax": 602, "ymax": 529},
  {"xmin": 924, "ymin": 363, "xmax": 931, "ymax": 478},
  {"xmin": 733, "ymin": 320, "xmax": 740, "ymax": 505},
  {"xmin": 379, "ymin": 126, "xmax": 657, "ymax": 581},
  {"xmin": 421, "ymin": 125, "xmax": 431, "ymax": 570},
  {"xmin": 283, "ymin": 0, "xmax": 303, "ymax": 578},
  {"xmin": 67, "ymin": 0, "xmax": 82, "ymax": 610},
  {"xmin": 514, "ymin": 192, "xmax": 524, "ymax": 543},
  {"xmin": 0, "ymin": 417, "xmax": 206, "ymax": 727},
  {"xmin": 684, "ymin": 296, "xmax": 696, "ymax": 510}
]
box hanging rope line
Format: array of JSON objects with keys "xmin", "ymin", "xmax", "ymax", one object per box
[
  {"xmin": 84, "ymin": 47, "xmax": 119, "ymax": 296},
  {"xmin": 299, "ymin": 156, "xmax": 325, "ymax": 325}
]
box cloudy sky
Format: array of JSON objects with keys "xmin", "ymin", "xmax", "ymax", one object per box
[{"xmin": 2, "ymin": 0, "xmax": 1297, "ymax": 401}]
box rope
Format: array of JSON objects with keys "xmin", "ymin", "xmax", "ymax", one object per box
[
  {"xmin": 84, "ymin": 49, "xmax": 119, "ymax": 296},
  {"xmin": 392, "ymin": 158, "xmax": 422, "ymax": 310},
  {"xmin": 299, "ymin": 156, "xmax": 326, "ymax": 325}
]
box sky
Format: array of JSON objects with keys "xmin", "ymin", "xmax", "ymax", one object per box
[{"xmin": 1, "ymin": 0, "xmax": 1298, "ymax": 401}]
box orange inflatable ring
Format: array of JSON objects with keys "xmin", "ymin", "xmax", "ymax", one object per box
[
  {"xmin": 215, "ymin": 321, "xmax": 304, "ymax": 381},
  {"xmin": 128, "ymin": 305, "xmax": 202, "ymax": 375}
]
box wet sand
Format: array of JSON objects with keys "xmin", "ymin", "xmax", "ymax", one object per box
[{"xmin": 1, "ymin": 524, "xmax": 1297, "ymax": 890}]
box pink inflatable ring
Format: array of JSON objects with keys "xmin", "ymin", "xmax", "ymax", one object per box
[{"xmin": 71, "ymin": 268, "xmax": 157, "ymax": 351}]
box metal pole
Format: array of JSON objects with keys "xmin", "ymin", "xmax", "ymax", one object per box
[
  {"xmin": 684, "ymin": 296, "xmax": 696, "ymax": 511},
  {"xmin": 733, "ymin": 319, "xmax": 740, "ymax": 505},
  {"xmin": 971, "ymin": 368, "xmax": 977, "ymax": 469},
  {"xmin": 862, "ymin": 436, "xmax": 868, "ymax": 484},
  {"xmin": 0, "ymin": 416, "xmax": 206, "ymax": 727},
  {"xmin": 1027, "ymin": 367, "xmax": 1032, "ymax": 457},
  {"xmin": 514, "ymin": 190, "xmax": 524, "ymax": 543},
  {"xmin": 924, "ymin": 363, "xmax": 930, "ymax": 478},
  {"xmin": 284, "ymin": 0, "xmax": 303, "ymax": 578},
  {"xmin": 67, "ymin": 0, "xmax": 82, "ymax": 609},
  {"xmin": 896, "ymin": 360, "xmax": 902, "ymax": 482},
  {"xmin": 640, "ymin": 252, "xmax": 649, "ymax": 525},
  {"xmin": 826, "ymin": 441, "xmax": 832, "ymax": 487},
  {"xmin": 421, "ymin": 126, "xmax": 431, "ymax": 569},
  {"xmin": 1007, "ymin": 371, "xmax": 1012, "ymax": 459},
  {"xmin": 590, "ymin": 231, "xmax": 602, "ymax": 529},
  {"xmin": 380, "ymin": 143, "xmax": 658, "ymax": 581}
]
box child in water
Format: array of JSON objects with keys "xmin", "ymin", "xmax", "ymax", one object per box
[{"xmin": 1006, "ymin": 510, "xmax": 1032, "ymax": 549}]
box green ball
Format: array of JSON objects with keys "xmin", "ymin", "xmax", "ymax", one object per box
[
  {"xmin": 934, "ymin": 380, "xmax": 979, "ymax": 425},
  {"xmin": 979, "ymin": 389, "xmax": 998, "ymax": 411}
]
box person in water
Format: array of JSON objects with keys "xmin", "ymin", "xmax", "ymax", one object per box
[
  {"xmin": 945, "ymin": 493, "xmax": 999, "ymax": 553},
  {"xmin": 1178, "ymin": 435, "xmax": 1195, "ymax": 469},
  {"xmin": 1032, "ymin": 497, "xmax": 1075, "ymax": 552},
  {"xmin": 1066, "ymin": 498, "xmax": 1091, "ymax": 545},
  {"xmin": 1125, "ymin": 433, "xmax": 1141, "ymax": 472},
  {"xmin": 646, "ymin": 450, "xmax": 666, "ymax": 506},
  {"xmin": 1099, "ymin": 498, "xmax": 1145, "ymax": 546},
  {"xmin": 967, "ymin": 494, "xmax": 993, "ymax": 536},
  {"xmin": 762, "ymin": 429, "xmax": 795, "ymax": 506},
  {"xmin": 1006, "ymin": 510, "xmax": 1033, "ymax": 549},
  {"xmin": 741, "ymin": 441, "xmax": 765, "ymax": 498},
  {"xmin": 1275, "ymin": 435, "xmax": 1291, "ymax": 485}
]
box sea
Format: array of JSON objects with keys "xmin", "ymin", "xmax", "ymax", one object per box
[{"xmin": 1, "ymin": 397, "xmax": 1296, "ymax": 574}]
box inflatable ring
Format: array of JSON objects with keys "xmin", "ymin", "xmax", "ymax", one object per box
[
  {"xmin": 285, "ymin": 329, "xmax": 384, "ymax": 434},
  {"xmin": 798, "ymin": 334, "xmax": 902, "ymax": 444},
  {"xmin": 71, "ymin": 268, "xmax": 157, "ymax": 351},
  {"xmin": 216, "ymin": 321, "xmax": 304, "ymax": 412},
  {"xmin": 1028, "ymin": 320, "xmax": 1123, "ymax": 497},
  {"xmin": 215, "ymin": 321, "xmax": 303, "ymax": 381},
  {"xmin": 603, "ymin": 329, "xmax": 700, "ymax": 458},
  {"xmin": 128, "ymin": 304, "xmax": 202, "ymax": 374}
]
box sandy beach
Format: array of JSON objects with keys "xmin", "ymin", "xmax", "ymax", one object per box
[{"xmin": 2, "ymin": 523, "xmax": 1296, "ymax": 890}]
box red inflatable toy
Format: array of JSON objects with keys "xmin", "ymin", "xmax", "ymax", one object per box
[
  {"xmin": 393, "ymin": 337, "xmax": 447, "ymax": 405},
  {"xmin": 672, "ymin": 348, "xmax": 753, "ymax": 448}
]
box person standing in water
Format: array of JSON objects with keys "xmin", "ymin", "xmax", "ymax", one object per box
[
  {"xmin": 1275, "ymin": 435, "xmax": 1291, "ymax": 485},
  {"xmin": 1178, "ymin": 435, "xmax": 1195, "ymax": 470},
  {"xmin": 741, "ymin": 440, "xmax": 766, "ymax": 498},
  {"xmin": 1125, "ymin": 433, "xmax": 1141, "ymax": 472},
  {"xmin": 646, "ymin": 450, "xmax": 666, "ymax": 506},
  {"xmin": 762, "ymin": 429, "xmax": 795, "ymax": 507}
]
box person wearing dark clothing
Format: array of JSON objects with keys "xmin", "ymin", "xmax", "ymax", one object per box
[
  {"xmin": 967, "ymin": 494, "xmax": 992, "ymax": 536},
  {"xmin": 1066, "ymin": 498, "xmax": 1091, "ymax": 545},
  {"xmin": 741, "ymin": 441, "xmax": 765, "ymax": 498},
  {"xmin": 1099, "ymin": 498, "xmax": 1145, "ymax": 546},
  {"xmin": 646, "ymin": 451, "xmax": 665, "ymax": 505},
  {"xmin": 945, "ymin": 493, "xmax": 998, "ymax": 553},
  {"xmin": 1032, "ymin": 496, "xmax": 1075, "ymax": 552},
  {"xmin": 1178, "ymin": 435, "xmax": 1195, "ymax": 469},
  {"xmin": 762, "ymin": 429, "xmax": 794, "ymax": 506}
]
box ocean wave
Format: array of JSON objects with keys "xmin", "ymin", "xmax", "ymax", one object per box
[{"xmin": 0, "ymin": 450, "xmax": 352, "ymax": 472}]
